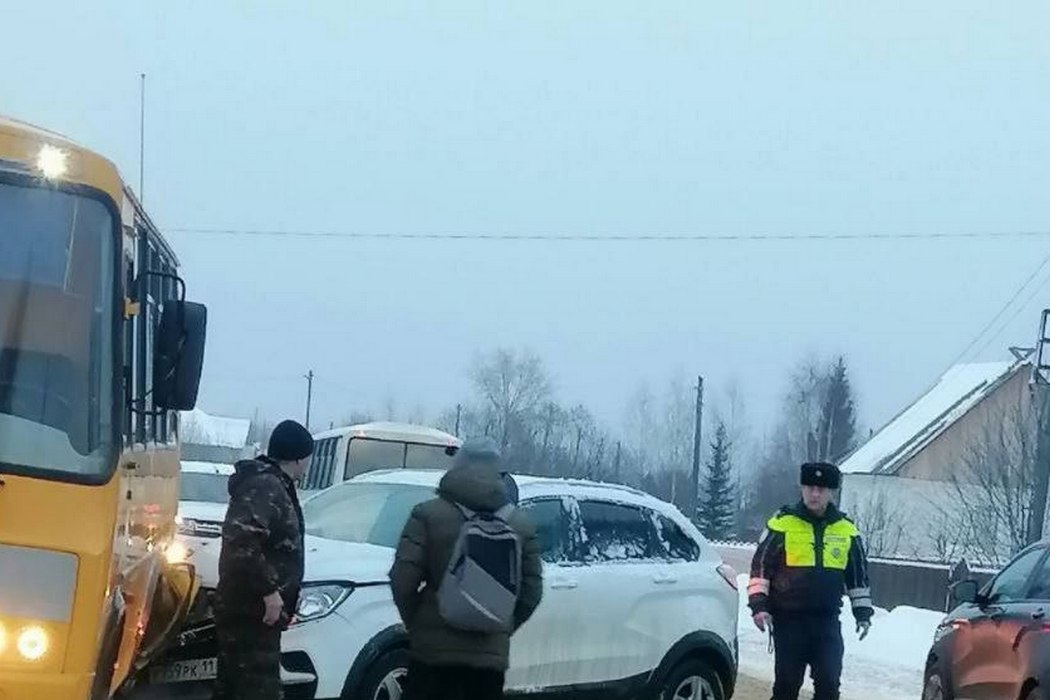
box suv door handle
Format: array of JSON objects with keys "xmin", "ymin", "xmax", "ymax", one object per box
[
  {"xmin": 550, "ymin": 578, "xmax": 578, "ymax": 590},
  {"xmin": 652, "ymin": 572, "xmax": 678, "ymax": 585}
]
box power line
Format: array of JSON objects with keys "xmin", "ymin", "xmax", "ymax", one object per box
[
  {"xmin": 944, "ymin": 250, "xmax": 1050, "ymax": 368},
  {"xmin": 165, "ymin": 227, "xmax": 1050, "ymax": 243},
  {"xmin": 973, "ymin": 263, "xmax": 1050, "ymax": 360}
]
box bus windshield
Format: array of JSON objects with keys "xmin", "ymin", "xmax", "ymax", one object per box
[{"xmin": 0, "ymin": 181, "xmax": 116, "ymax": 478}]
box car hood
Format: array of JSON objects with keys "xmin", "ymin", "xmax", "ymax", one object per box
[
  {"xmin": 178, "ymin": 501, "xmax": 228, "ymax": 523},
  {"xmin": 303, "ymin": 535, "xmax": 394, "ymax": 585}
]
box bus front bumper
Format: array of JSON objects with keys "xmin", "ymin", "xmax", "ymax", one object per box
[{"xmin": 0, "ymin": 670, "xmax": 92, "ymax": 700}]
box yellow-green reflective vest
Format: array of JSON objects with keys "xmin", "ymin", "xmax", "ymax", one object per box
[{"xmin": 767, "ymin": 513, "xmax": 858, "ymax": 570}]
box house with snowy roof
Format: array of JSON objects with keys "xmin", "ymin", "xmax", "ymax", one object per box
[
  {"xmin": 179, "ymin": 407, "xmax": 255, "ymax": 464},
  {"xmin": 837, "ymin": 359, "xmax": 1035, "ymax": 565}
]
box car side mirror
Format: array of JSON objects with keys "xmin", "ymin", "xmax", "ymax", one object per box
[
  {"xmin": 951, "ymin": 579, "xmax": 980, "ymax": 607},
  {"xmin": 153, "ymin": 300, "xmax": 207, "ymax": 410}
]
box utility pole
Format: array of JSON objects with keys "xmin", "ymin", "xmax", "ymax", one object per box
[
  {"xmin": 139, "ymin": 73, "xmax": 146, "ymax": 201},
  {"xmin": 1028, "ymin": 310, "xmax": 1050, "ymax": 544},
  {"xmin": 613, "ymin": 441, "xmax": 622, "ymax": 483},
  {"xmin": 691, "ymin": 375, "xmax": 704, "ymax": 522},
  {"xmin": 304, "ymin": 370, "xmax": 314, "ymax": 431},
  {"xmin": 455, "ymin": 403, "xmax": 462, "ymax": 436}
]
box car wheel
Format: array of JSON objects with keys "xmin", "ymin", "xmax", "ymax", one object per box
[
  {"xmin": 922, "ymin": 667, "xmax": 953, "ymax": 700},
  {"xmin": 659, "ymin": 658, "xmax": 725, "ymax": 700},
  {"xmin": 1025, "ymin": 686, "xmax": 1044, "ymax": 700},
  {"xmin": 350, "ymin": 648, "xmax": 410, "ymax": 700}
]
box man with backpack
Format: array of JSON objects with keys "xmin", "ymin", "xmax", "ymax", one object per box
[{"xmin": 390, "ymin": 439, "xmax": 543, "ymax": 700}]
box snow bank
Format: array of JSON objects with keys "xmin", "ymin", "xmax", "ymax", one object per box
[{"xmin": 735, "ymin": 574, "xmax": 942, "ymax": 700}]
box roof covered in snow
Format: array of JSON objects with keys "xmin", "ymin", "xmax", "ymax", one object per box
[
  {"xmin": 180, "ymin": 460, "xmax": 236, "ymax": 475},
  {"xmin": 840, "ymin": 361, "xmax": 1024, "ymax": 475},
  {"xmin": 179, "ymin": 408, "xmax": 252, "ymax": 449},
  {"xmin": 312, "ymin": 421, "xmax": 460, "ymax": 446}
]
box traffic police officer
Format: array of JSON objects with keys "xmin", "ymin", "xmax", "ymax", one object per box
[{"xmin": 748, "ymin": 462, "xmax": 873, "ymax": 700}]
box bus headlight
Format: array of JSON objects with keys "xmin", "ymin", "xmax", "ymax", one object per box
[{"xmin": 17, "ymin": 626, "xmax": 49, "ymax": 661}]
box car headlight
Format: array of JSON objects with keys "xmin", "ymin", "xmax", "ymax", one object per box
[
  {"xmin": 177, "ymin": 518, "xmax": 222, "ymax": 538},
  {"xmin": 933, "ymin": 620, "xmax": 957, "ymax": 644},
  {"xmin": 294, "ymin": 583, "xmax": 353, "ymax": 624},
  {"xmin": 165, "ymin": 541, "xmax": 194, "ymax": 564}
]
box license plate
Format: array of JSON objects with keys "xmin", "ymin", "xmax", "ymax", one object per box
[{"xmin": 150, "ymin": 657, "xmax": 217, "ymax": 684}]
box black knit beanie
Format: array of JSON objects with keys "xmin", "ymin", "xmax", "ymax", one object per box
[{"xmin": 267, "ymin": 420, "xmax": 314, "ymax": 462}]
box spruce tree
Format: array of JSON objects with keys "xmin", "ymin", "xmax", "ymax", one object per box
[
  {"xmin": 698, "ymin": 421, "xmax": 736, "ymax": 540},
  {"xmin": 818, "ymin": 356, "xmax": 857, "ymax": 462}
]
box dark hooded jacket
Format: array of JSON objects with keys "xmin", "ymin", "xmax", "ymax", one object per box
[
  {"xmin": 216, "ymin": 456, "xmax": 305, "ymax": 626},
  {"xmin": 389, "ymin": 461, "xmax": 543, "ymax": 670}
]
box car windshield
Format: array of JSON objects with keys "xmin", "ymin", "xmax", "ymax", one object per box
[
  {"xmin": 303, "ymin": 481, "xmax": 435, "ymax": 548},
  {"xmin": 179, "ymin": 472, "xmax": 231, "ymax": 503},
  {"xmin": 0, "ymin": 181, "xmax": 116, "ymax": 478}
]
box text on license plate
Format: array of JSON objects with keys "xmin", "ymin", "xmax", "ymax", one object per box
[{"xmin": 151, "ymin": 657, "xmax": 217, "ymax": 683}]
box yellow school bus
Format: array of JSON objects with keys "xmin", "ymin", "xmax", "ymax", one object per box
[{"xmin": 0, "ymin": 115, "xmax": 208, "ymax": 699}]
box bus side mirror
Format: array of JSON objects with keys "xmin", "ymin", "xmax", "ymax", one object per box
[{"xmin": 153, "ymin": 300, "xmax": 207, "ymax": 410}]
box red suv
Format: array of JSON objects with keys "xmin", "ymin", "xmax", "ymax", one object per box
[{"xmin": 923, "ymin": 542, "xmax": 1050, "ymax": 700}]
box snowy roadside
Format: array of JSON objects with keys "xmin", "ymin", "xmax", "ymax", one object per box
[{"xmin": 733, "ymin": 574, "xmax": 942, "ymax": 700}]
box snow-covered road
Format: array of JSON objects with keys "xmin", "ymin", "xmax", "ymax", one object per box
[{"xmin": 733, "ymin": 574, "xmax": 943, "ymax": 700}]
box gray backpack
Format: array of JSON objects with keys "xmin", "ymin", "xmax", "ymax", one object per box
[{"xmin": 437, "ymin": 503, "xmax": 522, "ymax": 633}]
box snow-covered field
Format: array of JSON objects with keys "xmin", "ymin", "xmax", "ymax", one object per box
[{"xmin": 734, "ymin": 574, "xmax": 944, "ymax": 700}]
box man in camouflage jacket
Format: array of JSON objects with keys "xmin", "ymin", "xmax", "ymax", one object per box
[{"xmin": 212, "ymin": 420, "xmax": 313, "ymax": 700}]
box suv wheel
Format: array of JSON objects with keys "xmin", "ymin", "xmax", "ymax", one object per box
[
  {"xmin": 922, "ymin": 667, "xmax": 952, "ymax": 700},
  {"xmin": 659, "ymin": 658, "xmax": 724, "ymax": 700},
  {"xmin": 349, "ymin": 648, "xmax": 409, "ymax": 700}
]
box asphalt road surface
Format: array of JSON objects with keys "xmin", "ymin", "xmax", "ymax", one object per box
[{"xmin": 734, "ymin": 673, "xmax": 813, "ymax": 699}]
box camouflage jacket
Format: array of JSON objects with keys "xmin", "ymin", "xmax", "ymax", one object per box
[{"xmin": 216, "ymin": 456, "xmax": 304, "ymax": 625}]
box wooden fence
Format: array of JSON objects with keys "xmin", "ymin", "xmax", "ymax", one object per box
[{"xmin": 714, "ymin": 542, "xmax": 996, "ymax": 612}]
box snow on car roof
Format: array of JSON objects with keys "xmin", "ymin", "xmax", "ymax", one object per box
[
  {"xmin": 350, "ymin": 469, "xmax": 675, "ymax": 513},
  {"xmin": 181, "ymin": 461, "xmax": 236, "ymax": 475},
  {"xmin": 312, "ymin": 421, "xmax": 461, "ymax": 446}
]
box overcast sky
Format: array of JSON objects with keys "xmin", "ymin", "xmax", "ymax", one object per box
[{"xmin": 5, "ymin": 2, "xmax": 1050, "ymax": 442}]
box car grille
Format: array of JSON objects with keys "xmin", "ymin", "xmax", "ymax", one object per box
[{"xmin": 187, "ymin": 588, "xmax": 215, "ymax": 626}]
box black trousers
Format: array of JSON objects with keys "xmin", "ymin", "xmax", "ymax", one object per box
[
  {"xmin": 771, "ymin": 615, "xmax": 843, "ymax": 700},
  {"xmin": 212, "ymin": 618, "xmax": 283, "ymax": 700},
  {"xmin": 404, "ymin": 660, "xmax": 505, "ymax": 700}
]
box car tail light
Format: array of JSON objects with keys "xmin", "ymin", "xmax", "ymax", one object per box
[{"xmin": 717, "ymin": 563, "xmax": 738, "ymax": 590}]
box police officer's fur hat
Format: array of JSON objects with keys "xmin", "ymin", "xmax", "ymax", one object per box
[{"xmin": 800, "ymin": 461, "xmax": 841, "ymax": 489}]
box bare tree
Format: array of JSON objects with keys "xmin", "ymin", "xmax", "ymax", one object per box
[
  {"xmin": 847, "ymin": 487, "xmax": 907, "ymax": 558},
  {"xmin": 470, "ymin": 348, "xmax": 552, "ymax": 450},
  {"xmin": 624, "ymin": 382, "xmax": 657, "ymax": 477},
  {"xmin": 949, "ymin": 398, "xmax": 1038, "ymax": 565},
  {"xmin": 925, "ymin": 507, "xmax": 969, "ymax": 565}
]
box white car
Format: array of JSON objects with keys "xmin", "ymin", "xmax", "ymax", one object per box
[
  {"xmin": 171, "ymin": 461, "xmax": 234, "ymax": 592},
  {"xmin": 149, "ymin": 469, "xmax": 739, "ymax": 700}
]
